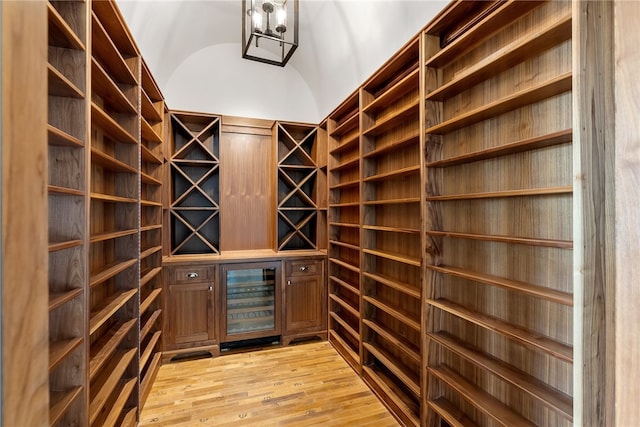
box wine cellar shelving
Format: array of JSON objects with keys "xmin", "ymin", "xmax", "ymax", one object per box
[
  {"xmin": 327, "ymin": 92, "xmax": 362, "ymax": 372},
  {"xmin": 422, "ymin": 2, "xmax": 574, "ymax": 426},
  {"xmin": 275, "ymin": 122, "xmax": 324, "ymax": 251},
  {"xmin": 360, "ymin": 35, "xmax": 423, "ymax": 427},
  {"xmin": 169, "ymin": 112, "xmax": 221, "ymax": 255},
  {"xmin": 47, "ymin": 0, "xmax": 89, "ymax": 424}
]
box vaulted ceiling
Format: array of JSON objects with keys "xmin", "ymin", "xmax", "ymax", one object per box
[{"xmin": 117, "ymin": 0, "xmax": 448, "ymax": 123}]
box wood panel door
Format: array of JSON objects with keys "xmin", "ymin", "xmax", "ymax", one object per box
[
  {"xmin": 284, "ymin": 274, "xmax": 325, "ymax": 332},
  {"xmin": 167, "ymin": 282, "xmax": 215, "ymax": 346}
]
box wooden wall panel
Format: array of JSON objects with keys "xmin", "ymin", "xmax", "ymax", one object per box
[
  {"xmin": 613, "ymin": 1, "xmax": 640, "ymax": 425},
  {"xmin": 220, "ymin": 131, "xmax": 274, "ymax": 251},
  {"xmin": 1, "ymin": 1, "xmax": 49, "ymax": 425}
]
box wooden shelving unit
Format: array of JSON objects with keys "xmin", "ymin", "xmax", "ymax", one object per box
[
  {"xmin": 327, "ymin": 92, "xmax": 362, "ymax": 372},
  {"xmin": 169, "ymin": 112, "xmax": 221, "ymax": 255},
  {"xmin": 360, "ymin": 35, "xmax": 423, "ymax": 427},
  {"xmin": 139, "ymin": 60, "xmax": 164, "ymax": 407},
  {"xmin": 89, "ymin": 1, "xmax": 141, "ymax": 423},
  {"xmin": 47, "ymin": 1, "xmax": 89, "ymax": 425},
  {"xmin": 274, "ymin": 122, "xmax": 324, "ymax": 251},
  {"xmin": 422, "ymin": 2, "xmax": 574, "ymax": 426}
]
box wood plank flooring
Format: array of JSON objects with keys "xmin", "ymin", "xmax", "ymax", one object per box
[{"xmin": 140, "ymin": 341, "xmax": 400, "ymax": 426}]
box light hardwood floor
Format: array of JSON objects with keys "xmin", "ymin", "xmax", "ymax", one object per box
[{"xmin": 140, "ymin": 341, "xmax": 400, "ymax": 426}]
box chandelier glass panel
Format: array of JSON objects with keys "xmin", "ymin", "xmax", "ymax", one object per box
[{"xmin": 242, "ymin": 0, "xmax": 299, "ymax": 66}]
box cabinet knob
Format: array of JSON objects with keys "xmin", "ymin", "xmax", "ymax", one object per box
[
  {"xmin": 209, "ymin": 286, "xmax": 213, "ymax": 291},
  {"xmin": 186, "ymin": 272, "xmax": 199, "ymax": 279},
  {"xmin": 287, "ymin": 280, "xmax": 292, "ymax": 286},
  {"xmin": 299, "ymin": 266, "xmax": 308, "ymax": 272}
]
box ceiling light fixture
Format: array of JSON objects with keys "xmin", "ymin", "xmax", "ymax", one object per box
[{"xmin": 242, "ymin": 0, "xmax": 298, "ymax": 67}]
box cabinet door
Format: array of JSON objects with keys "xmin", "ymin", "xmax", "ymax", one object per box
[
  {"xmin": 285, "ymin": 274, "xmax": 325, "ymax": 333},
  {"xmin": 168, "ymin": 283, "xmax": 214, "ymax": 345}
]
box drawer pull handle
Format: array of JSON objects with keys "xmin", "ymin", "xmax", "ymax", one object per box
[
  {"xmin": 299, "ymin": 266, "xmax": 308, "ymax": 272},
  {"xmin": 186, "ymin": 272, "xmax": 199, "ymax": 279}
]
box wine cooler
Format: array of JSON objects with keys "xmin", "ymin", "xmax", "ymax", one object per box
[{"xmin": 220, "ymin": 261, "xmax": 282, "ymax": 342}]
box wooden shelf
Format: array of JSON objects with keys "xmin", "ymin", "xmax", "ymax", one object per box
[
  {"xmin": 329, "ymin": 275, "xmax": 360, "ymax": 296},
  {"xmin": 90, "ymin": 192, "xmax": 137, "ymax": 204},
  {"xmin": 89, "ymin": 318, "xmax": 137, "ymax": 381},
  {"xmin": 429, "ymin": 365, "xmax": 537, "ymax": 427},
  {"xmin": 140, "ymin": 245, "xmax": 162, "ymax": 260},
  {"xmin": 329, "ymin": 179, "xmax": 359, "ymax": 190},
  {"xmin": 426, "ymin": 73, "xmax": 572, "ymax": 135},
  {"xmin": 48, "ymin": 184, "xmax": 84, "ymax": 197},
  {"xmin": 91, "ymin": 58, "xmax": 136, "ymax": 115},
  {"xmin": 89, "ymin": 347, "xmax": 137, "ymax": 425},
  {"xmin": 121, "ymin": 407, "xmax": 139, "ymax": 427},
  {"xmin": 50, "ymin": 386, "xmax": 83, "ymax": 427},
  {"xmin": 49, "ymin": 337, "xmax": 83, "ymax": 371},
  {"xmin": 332, "ymin": 157, "xmax": 360, "ymax": 172},
  {"xmin": 49, "ymin": 239, "xmax": 83, "ymax": 253},
  {"xmin": 141, "ymin": 171, "xmax": 162, "ymax": 186},
  {"xmin": 427, "ymin": 265, "xmax": 572, "ymax": 306},
  {"xmin": 329, "ymin": 293, "xmax": 360, "ymax": 318},
  {"xmin": 140, "ymin": 352, "xmax": 162, "ymax": 406},
  {"xmin": 429, "ymin": 331, "xmax": 573, "ymax": 421},
  {"xmin": 141, "ymin": 144, "xmax": 163, "ymax": 165},
  {"xmin": 363, "ymin": 165, "xmax": 420, "ymax": 182},
  {"xmin": 142, "ymin": 116, "xmax": 163, "ymax": 144},
  {"xmin": 94, "ymin": 377, "xmax": 136, "ymax": 427},
  {"xmin": 140, "ymin": 288, "xmax": 162, "ymax": 315},
  {"xmin": 427, "ymin": 129, "xmax": 573, "ymax": 167},
  {"xmin": 330, "ymin": 111, "xmax": 359, "ymax": 137},
  {"xmin": 48, "ymin": 124, "xmax": 84, "ymax": 148},
  {"xmin": 329, "ymin": 221, "xmax": 360, "ymax": 229},
  {"xmin": 362, "ymin": 295, "xmax": 420, "ymax": 332},
  {"xmin": 362, "ymin": 365, "xmax": 420, "ymax": 427},
  {"xmin": 91, "ymin": 102, "xmax": 138, "ymax": 145},
  {"xmin": 329, "ymin": 329, "xmax": 360, "ymax": 367},
  {"xmin": 425, "ymin": 1, "xmax": 542, "ymax": 68},
  {"xmin": 140, "ymin": 330, "xmax": 162, "ymax": 371},
  {"xmin": 425, "ymin": 230, "xmax": 572, "ymax": 249},
  {"xmin": 427, "ymin": 397, "xmax": 479, "ymax": 427},
  {"xmin": 427, "ymin": 14, "xmax": 572, "ymax": 102},
  {"xmin": 363, "ymin": 319, "xmax": 420, "ymax": 365},
  {"xmin": 329, "ymin": 312, "xmax": 360, "ymax": 342},
  {"xmin": 363, "ymin": 342, "xmax": 420, "ymax": 398},
  {"xmin": 140, "ymin": 267, "xmax": 162, "ymax": 288},
  {"xmin": 426, "ymin": 186, "xmax": 572, "ymax": 201},
  {"xmin": 47, "ymin": 3, "xmax": 85, "ymax": 50},
  {"xmin": 427, "ymin": 298, "xmax": 573, "ymax": 363},
  {"xmin": 363, "ymin": 271, "xmax": 420, "ymax": 299},
  {"xmin": 363, "ymin": 68, "xmax": 420, "ymax": 115},
  {"xmin": 328, "ymin": 257, "xmax": 360, "ymax": 273},
  {"xmin": 141, "ymin": 199, "xmax": 163, "ymax": 208},
  {"xmin": 329, "ymin": 201, "xmax": 360, "ymax": 208},
  {"xmin": 329, "ymin": 239, "xmax": 360, "ymax": 252},
  {"xmin": 48, "ymin": 63, "xmax": 84, "ymax": 99},
  {"xmin": 90, "ymin": 258, "xmax": 137, "ymax": 289},
  {"xmin": 49, "ymin": 287, "xmax": 83, "ymax": 312},
  {"xmin": 140, "ymin": 224, "xmax": 163, "ymax": 233},
  {"xmin": 363, "ymin": 100, "xmax": 419, "ymax": 137},
  {"xmin": 362, "ymin": 197, "xmax": 421, "ymax": 205},
  {"xmin": 91, "ymin": 12, "xmax": 137, "ymax": 86},
  {"xmin": 141, "ymin": 309, "xmax": 162, "ymax": 341},
  {"xmin": 141, "ymin": 91, "xmax": 163, "ymax": 124},
  {"xmin": 363, "ymin": 224, "xmax": 420, "ymax": 235},
  {"xmin": 89, "ymin": 228, "xmax": 137, "ymax": 244},
  {"xmin": 363, "ymin": 131, "xmax": 420, "ymax": 159},
  {"xmin": 89, "ymin": 289, "xmax": 137, "ymax": 335},
  {"xmin": 329, "ymin": 132, "xmax": 359, "ymax": 155},
  {"xmin": 91, "ymin": 147, "xmax": 138, "ymax": 174},
  {"xmin": 362, "ymin": 248, "xmax": 421, "ymax": 267}
]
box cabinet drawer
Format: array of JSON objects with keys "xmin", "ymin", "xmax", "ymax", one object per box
[
  {"xmin": 285, "ymin": 259, "xmax": 322, "ymax": 277},
  {"xmin": 169, "ymin": 265, "xmax": 215, "ymax": 284}
]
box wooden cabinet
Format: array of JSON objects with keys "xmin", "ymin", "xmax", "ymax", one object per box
[
  {"xmin": 282, "ymin": 258, "xmax": 327, "ymax": 345},
  {"xmin": 163, "ymin": 265, "xmax": 218, "ymax": 361}
]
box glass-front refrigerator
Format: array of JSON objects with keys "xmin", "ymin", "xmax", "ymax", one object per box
[{"xmin": 220, "ymin": 261, "xmax": 282, "ymax": 343}]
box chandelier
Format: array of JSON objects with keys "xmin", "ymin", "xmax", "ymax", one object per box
[{"xmin": 242, "ymin": 0, "xmax": 299, "ymax": 67}]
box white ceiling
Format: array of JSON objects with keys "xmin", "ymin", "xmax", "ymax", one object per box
[{"xmin": 117, "ymin": 0, "xmax": 448, "ymax": 123}]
